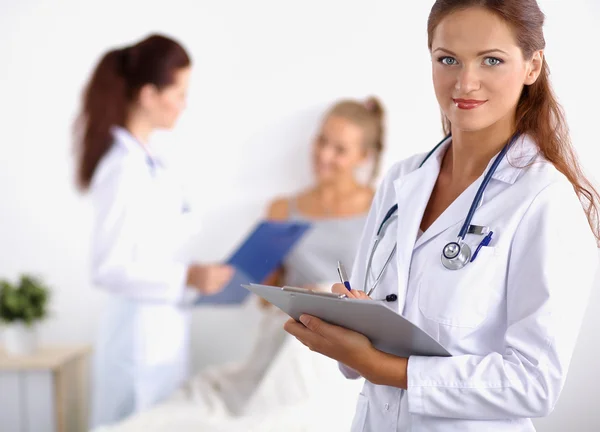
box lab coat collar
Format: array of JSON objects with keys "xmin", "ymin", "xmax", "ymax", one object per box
[
  {"xmin": 391, "ymin": 133, "xmax": 539, "ymax": 286},
  {"xmin": 111, "ymin": 126, "xmax": 162, "ymax": 169},
  {"xmin": 417, "ymin": 133, "xmax": 539, "ymax": 186},
  {"xmin": 492, "ymin": 134, "xmax": 540, "ymax": 184}
]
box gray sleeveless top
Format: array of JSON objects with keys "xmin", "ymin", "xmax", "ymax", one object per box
[{"xmin": 282, "ymin": 199, "xmax": 368, "ymax": 287}]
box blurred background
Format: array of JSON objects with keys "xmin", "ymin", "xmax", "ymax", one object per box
[{"xmin": 0, "ymin": 0, "xmax": 599, "ymax": 431}]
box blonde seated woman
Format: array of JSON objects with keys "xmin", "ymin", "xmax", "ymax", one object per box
[{"xmin": 92, "ymin": 96, "xmax": 386, "ymax": 432}]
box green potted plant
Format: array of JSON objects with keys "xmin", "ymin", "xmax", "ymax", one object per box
[{"xmin": 0, "ymin": 274, "xmax": 51, "ymax": 355}]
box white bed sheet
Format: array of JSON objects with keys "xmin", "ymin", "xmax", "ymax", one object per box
[{"xmin": 92, "ymin": 304, "xmax": 365, "ymax": 432}]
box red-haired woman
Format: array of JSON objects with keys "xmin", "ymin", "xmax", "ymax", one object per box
[
  {"xmin": 74, "ymin": 34, "xmax": 233, "ymax": 427},
  {"xmin": 285, "ymin": 2, "xmax": 600, "ymax": 431}
]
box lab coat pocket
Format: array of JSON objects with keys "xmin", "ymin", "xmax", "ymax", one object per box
[
  {"xmin": 419, "ymin": 245, "xmax": 500, "ymax": 329},
  {"xmin": 350, "ymin": 393, "xmax": 369, "ymax": 432}
]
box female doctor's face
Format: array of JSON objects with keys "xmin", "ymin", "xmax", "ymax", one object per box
[
  {"xmin": 430, "ymin": 7, "xmax": 542, "ymax": 132},
  {"xmin": 138, "ymin": 66, "xmax": 191, "ymax": 130}
]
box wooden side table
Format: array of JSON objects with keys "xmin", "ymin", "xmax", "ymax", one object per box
[{"xmin": 0, "ymin": 345, "xmax": 91, "ymax": 432}]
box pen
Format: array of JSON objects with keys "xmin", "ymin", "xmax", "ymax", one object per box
[
  {"xmin": 337, "ymin": 261, "xmax": 352, "ymax": 291},
  {"xmin": 470, "ymin": 231, "xmax": 494, "ymax": 262}
]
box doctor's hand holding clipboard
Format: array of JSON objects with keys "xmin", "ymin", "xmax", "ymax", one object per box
[{"xmin": 284, "ymin": 1, "xmax": 600, "ymax": 431}]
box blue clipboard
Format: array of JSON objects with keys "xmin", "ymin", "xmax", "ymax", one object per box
[{"xmin": 194, "ymin": 220, "xmax": 312, "ymax": 305}]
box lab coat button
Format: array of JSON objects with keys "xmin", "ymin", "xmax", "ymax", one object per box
[{"xmin": 384, "ymin": 403, "xmax": 390, "ymax": 411}]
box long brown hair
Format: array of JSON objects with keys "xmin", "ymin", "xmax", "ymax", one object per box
[
  {"xmin": 427, "ymin": 0, "xmax": 600, "ymax": 244},
  {"xmin": 74, "ymin": 34, "xmax": 191, "ymax": 191},
  {"xmin": 326, "ymin": 96, "xmax": 386, "ymax": 182}
]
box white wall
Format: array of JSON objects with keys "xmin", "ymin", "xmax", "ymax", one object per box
[{"xmin": 1, "ymin": 0, "xmax": 599, "ymax": 430}]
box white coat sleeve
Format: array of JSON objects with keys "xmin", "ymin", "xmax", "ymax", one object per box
[
  {"xmin": 406, "ymin": 180, "xmax": 599, "ymax": 419},
  {"xmin": 91, "ymin": 160, "xmax": 189, "ymax": 304}
]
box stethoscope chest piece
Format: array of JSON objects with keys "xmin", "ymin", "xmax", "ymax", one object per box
[{"xmin": 441, "ymin": 240, "xmax": 472, "ymax": 270}]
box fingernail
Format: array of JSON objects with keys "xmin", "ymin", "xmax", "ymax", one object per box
[{"xmin": 299, "ymin": 315, "xmax": 310, "ymax": 326}]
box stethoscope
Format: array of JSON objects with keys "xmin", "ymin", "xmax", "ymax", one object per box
[{"xmin": 364, "ymin": 133, "xmax": 518, "ymax": 300}]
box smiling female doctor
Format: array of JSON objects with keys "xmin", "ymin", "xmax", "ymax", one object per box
[
  {"xmin": 74, "ymin": 35, "xmax": 233, "ymax": 427},
  {"xmin": 284, "ymin": 1, "xmax": 600, "ymax": 431}
]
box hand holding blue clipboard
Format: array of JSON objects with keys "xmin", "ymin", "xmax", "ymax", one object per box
[{"xmin": 194, "ymin": 220, "xmax": 312, "ymax": 305}]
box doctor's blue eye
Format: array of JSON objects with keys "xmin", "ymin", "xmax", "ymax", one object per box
[
  {"xmin": 483, "ymin": 57, "xmax": 503, "ymax": 66},
  {"xmin": 438, "ymin": 56, "xmax": 458, "ymax": 66}
]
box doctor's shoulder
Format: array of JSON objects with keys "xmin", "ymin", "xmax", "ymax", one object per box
[
  {"xmin": 89, "ymin": 143, "xmax": 147, "ymax": 194},
  {"xmin": 373, "ymin": 151, "xmax": 431, "ymax": 194},
  {"xmin": 381, "ymin": 151, "xmax": 431, "ymax": 182},
  {"xmin": 514, "ymin": 151, "xmax": 599, "ymax": 246},
  {"xmin": 517, "ymin": 150, "xmax": 585, "ymax": 199},
  {"xmin": 363, "ymin": 151, "xmax": 432, "ymax": 220}
]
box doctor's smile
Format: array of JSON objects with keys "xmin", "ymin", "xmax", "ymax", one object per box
[
  {"xmin": 452, "ymin": 98, "xmax": 487, "ymax": 109},
  {"xmin": 41, "ymin": 0, "xmax": 597, "ymax": 430},
  {"xmin": 283, "ymin": 2, "xmax": 600, "ymax": 431}
]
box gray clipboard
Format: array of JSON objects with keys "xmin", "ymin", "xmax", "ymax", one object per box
[{"xmin": 243, "ymin": 284, "xmax": 451, "ymax": 358}]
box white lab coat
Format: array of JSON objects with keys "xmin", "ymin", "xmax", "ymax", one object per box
[
  {"xmin": 89, "ymin": 127, "xmax": 199, "ymax": 428},
  {"xmin": 341, "ymin": 135, "xmax": 598, "ymax": 431}
]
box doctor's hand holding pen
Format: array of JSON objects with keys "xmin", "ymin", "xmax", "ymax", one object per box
[
  {"xmin": 186, "ymin": 264, "xmax": 234, "ymax": 295},
  {"xmin": 331, "ymin": 283, "xmax": 371, "ymax": 300},
  {"xmin": 284, "ymin": 261, "xmax": 405, "ymax": 388},
  {"xmin": 332, "ymin": 262, "xmax": 371, "ymax": 300}
]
